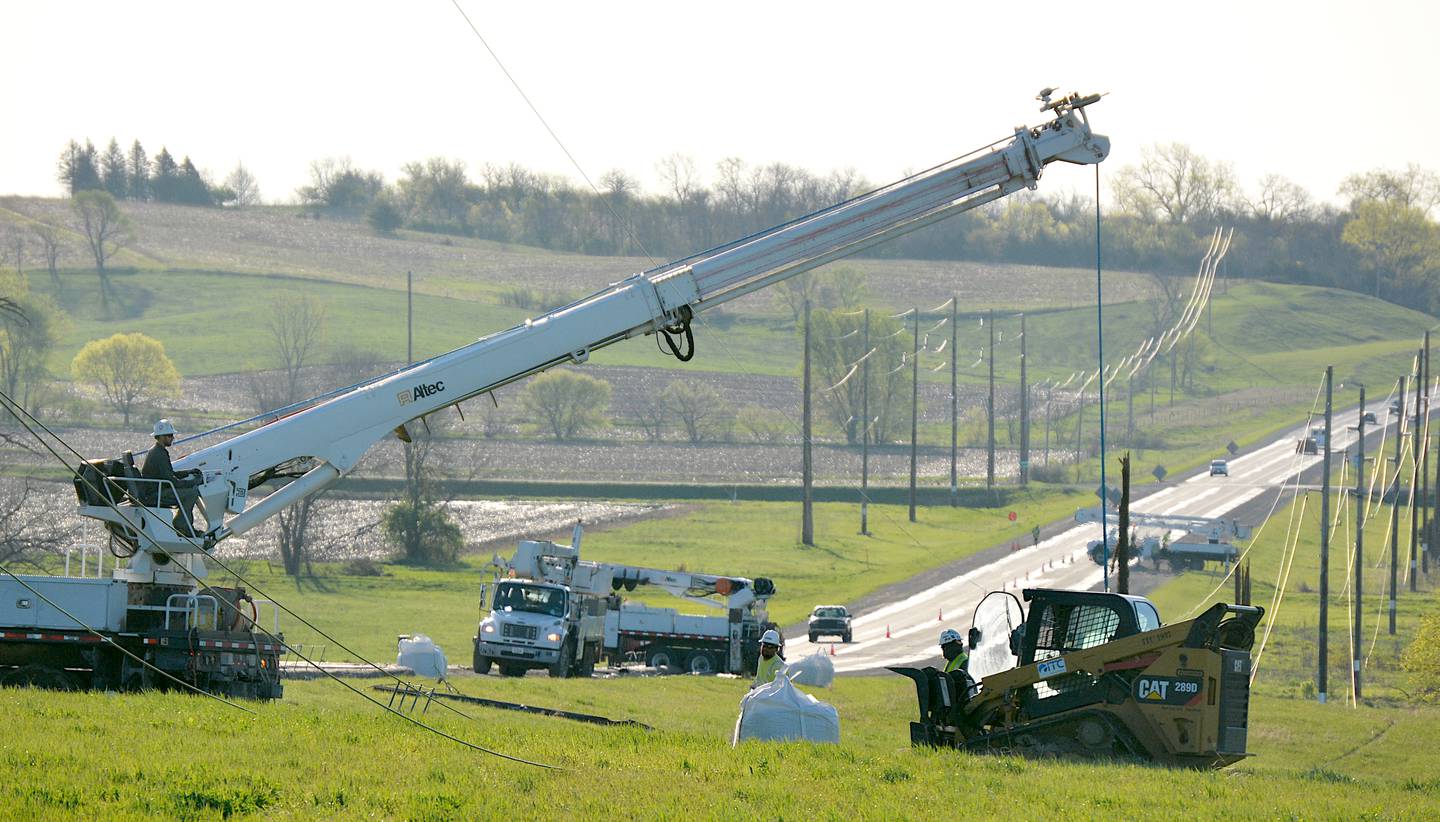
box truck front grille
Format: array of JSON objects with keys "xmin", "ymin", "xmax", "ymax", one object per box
[{"xmin": 502, "ymin": 623, "xmax": 538, "ymax": 641}]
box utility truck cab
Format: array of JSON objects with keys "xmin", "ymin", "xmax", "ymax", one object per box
[{"xmin": 474, "ymin": 552, "xmax": 606, "ymax": 679}]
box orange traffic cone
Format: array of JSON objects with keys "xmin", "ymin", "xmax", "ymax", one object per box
[
  {"xmin": 829, "ymin": 644, "xmax": 836, "ymax": 656},
  {"xmin": 885, "ymin": 624, "xmax": 892, "ymax": 639},
  {"xmin": 938, "ymin": 608, "xmax": 944, "ymax": 621}
]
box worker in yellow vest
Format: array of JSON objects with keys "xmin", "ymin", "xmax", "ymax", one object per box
[
  {"xmin": 940, "ymin": 628, "xmax": 969, "ymax": 674},
  {"xmin": 752, "ymin": 629, "xmax": 787, "ymax": 688}
]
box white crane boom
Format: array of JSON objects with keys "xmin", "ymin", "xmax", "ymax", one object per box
[{"xmin": 78, "ymin": 93, "xmax": 1108, "ymax": 578}]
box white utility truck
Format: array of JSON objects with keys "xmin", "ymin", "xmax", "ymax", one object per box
[
  {"xmin": 1, "ymin": 92, "xmax": 1108, "ymax": 696},
  {"xmin": 475, "ymin": 525, "xmax": 776, "ymax": 676},
  {"xmin": 1078, "ymin": 507, "xmax": 1252, "ymax": 572}
]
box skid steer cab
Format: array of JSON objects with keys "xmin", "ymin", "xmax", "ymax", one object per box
[{"xmin": 890, "ymin": 588, "xmax": 1263, "ymax": 768}]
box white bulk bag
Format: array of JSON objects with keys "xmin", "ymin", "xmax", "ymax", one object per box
[
  {"xmin": 732, "ymin": 674, "xmax": 840, "ymax": 745},
  {"xmin": 786, "ymin": 651, "xmax": 835, "ymax": 688},
  {"xmin": 396, "ymin": 634, "xmax": 448, "ymax": 680}
]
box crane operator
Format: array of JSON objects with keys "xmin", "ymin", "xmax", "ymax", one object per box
[{"xmin": 141, "ymin": 419, "xmax": 202, "ymax": 536}]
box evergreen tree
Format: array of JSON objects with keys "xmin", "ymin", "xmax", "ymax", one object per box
[
  {"xmin": 100, "ymin": 138, "xmax": 128, "ymax": 199},
  {"xmin": 151, "ymin": 147, "xmax": 179, "ymax": 202},
  {"xmin": 175, "ymin": 156, "xmax": 213, "ymax": 205},
  {"xmin": 127, "ymin": 140, "xmax": 149, "ymax": 200},
  {"xmin": 57, "ymin": 139, "xmax": 102, "ymax": 195}
]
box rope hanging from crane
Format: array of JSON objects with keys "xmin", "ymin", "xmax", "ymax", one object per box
[{"xmin": 658, "ymin": 305, "xmax": 695, "ymax": 362}]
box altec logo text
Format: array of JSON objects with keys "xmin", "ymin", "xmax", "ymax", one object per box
[{"xmin": 396, "ymin": 381, "xmax": 445, "ymax": 406}]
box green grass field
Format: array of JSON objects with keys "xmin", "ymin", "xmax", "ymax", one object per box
[{"xmin": 4, "ymin": 668, "xmax": 1438, "ymax": 818}]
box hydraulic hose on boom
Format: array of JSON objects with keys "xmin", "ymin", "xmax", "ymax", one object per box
[{"xmin": 74, "ymin": 91, "xmax": 1109, "ymax": 580}]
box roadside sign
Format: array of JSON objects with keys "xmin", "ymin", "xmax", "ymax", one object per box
[
  {"xmin": 1008, "ymin": 511, "xmax": 1017, "ymax": 522},
  {"xmin": 1226, "ymin": 441, "xmax": 1239, "ymax": 455},
  {"xmin": 1152, "ymin": 465, "xmax": 1167, "ymax": 482}
]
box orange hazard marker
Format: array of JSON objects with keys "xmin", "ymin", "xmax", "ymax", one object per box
[
  {"xmin": 885, "ymin": 624, "xmax": 892, "ymax": 639},
  {"xmin": 938, "ymin": 608, "xmax": 944, "ymax": 621},
  {"xmin": 830, "ymin": 644, "xmax": 836, "ymax": 656}
]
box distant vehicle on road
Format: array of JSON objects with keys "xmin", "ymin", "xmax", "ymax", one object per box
[
  {"xmin": 808, "ymin": 605, "xmax": 853, "ymax": 643},
  {"xmin": 1209, "ymin": 459, "xmax": 1229, "ymax": 477},
  {"xmin": 1362, "ymin": 411, "xmax": 1377, "ymax": 425}
]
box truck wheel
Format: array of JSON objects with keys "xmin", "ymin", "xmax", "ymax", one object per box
[
  {"xmin": 808, "ymin": 633, "xmax": 817, "ymax": 643},
  {"xmin": 843, "ymin": 632, "xmax": 852, "ymax": 643},
  {"xmin": 472, "ymin": 654, "xmax": 493, "ymax": 676},
  {"xmin": 686, "ymin": 651, "xmax": 717, "ymax": 675},
  {"xmin": 0, "ymin": 664, "xmax": 75, "ymax": 691},
  {"xmin": 549, "ymin": 639, "xmax": 575, "ymax": 678},
  {"xmin": 647, "ymin": 649, "xmax": 674, "ymax": 671}
]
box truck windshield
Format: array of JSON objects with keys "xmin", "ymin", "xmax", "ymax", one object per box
[
  {"xmin": 494, "ymin": 583, "xmax": 565, "ymax": 617},
  {"xmin": 813, "ymin": 607, "xmax": 846, "ymax": 618}
]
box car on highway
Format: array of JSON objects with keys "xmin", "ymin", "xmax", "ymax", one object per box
[
  {"xmin": 1209, "ymin": 459, "xmax": 1229, "ymax": 477},
  {"xmin": 1362, "ymin": 411, "xmax": 1377, "ymax": 425},
  {"xmin": 808, "ymin": 605, "xmax": 853, "ymax": 643}
]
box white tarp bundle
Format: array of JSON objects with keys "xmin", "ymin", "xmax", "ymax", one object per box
[
  {"xmin": 396, "ymin": 634, "xmax": 448, "ymax": 680},
  {"xmin": 786, "ymin": 651, "xmax": 835, "ymax": 688},
  {"xmin": 732, "ymin": 674, "xmax": 840, "ymax": 745}
]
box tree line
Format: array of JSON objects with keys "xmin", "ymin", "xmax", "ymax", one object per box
[
  {"xmin": 57, "ymin": 137, "xmax": 260, "ymax": 207},
  {"xmin": 292, "ymin": 145, "xmax": 1437, "ymax": 316}
]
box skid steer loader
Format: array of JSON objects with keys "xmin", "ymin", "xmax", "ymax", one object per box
[{"xmin": 891, "ymin": 588, "xmax": 1264, "ymax": 768}]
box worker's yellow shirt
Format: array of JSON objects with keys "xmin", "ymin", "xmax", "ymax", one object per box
[
  {"xmin": 753, "ymin": 654, "xmax": 786, "ymax": 687},
  {"xmin": 944, "ymin": 654, "xmax": 968, "ymax": 674}
]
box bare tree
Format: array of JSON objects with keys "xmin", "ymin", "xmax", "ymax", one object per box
[
  {"xmin": 1247, "ymin": 174, "xmax": 1314, "ymax": 223},
  {"xmin": 662, "ymin": 380, "xmax": 734, "ymax": 443},
  {"xmin": 1340, "ymin": 164, "xmax": 1440, "ymax": 217},
  {"xmin": 70, "ymin": 190, "xmax": 132, "ymax": 307},
  {"xmin": 0, "ymin": 480, "xmax": 74, "ymax": 565},
  {"xmin": 29, "ymin": 223, "xmax": 65, "ymax": 289},
  {"xmin": 267, "ymin": 295, "xmax": 326, "ymax": 408},
  {"xmin": 245, "ymin": 296, "xmax": 326, "ymax": 575},
  {"xmin": 628, "ymin": 393, "xmax": 670, "ymax": 442},
  {"xmin": 224, "ymin": 162, "xmax": 262, "ymax": 206},
  {"xmin": 1111, "ymin": 143, "xmax": 1238, "ymax": 224}
]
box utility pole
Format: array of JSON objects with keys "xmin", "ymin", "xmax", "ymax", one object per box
[
  {"xmin": 1423, "ymin": 331, "xmax": 1431, "ymax": 574},
  {"xmin": 950, "ymin": 297, "xmax": 958, "ymax": 504},
  {"xmin": 1391, "ymin": 375, "xmax": 1406, "ymax": 636},
  {"xmin": 1117, "ymin": 452, "xmax": 1131, "ymax": 594},
  {"xmin": 407, "ymin": 270, "xmax": 413, "ymax": 362},
  {"xmin": 1319, "ymin": 365, "xmax": 1332, "ymax": 704},
  {"xmin": 1353, "ymin": 385, "xmax": 1366, "ymax": 701},
  {"xmin": 802, "ymin": 299, "xmax": 814, "ymax": 546},
  {"xmin": 1411, "ymin": 354, "xmax": 1422, "ymax": 593},
  {"xmin": 860, "ymin": 309, "xmax": 870, "ymax": 536},
  {"xmin": 1412, "ymin": 356, "xmax": 1423, "ymax": 592},
  {"xmin": 987, "ymin": 308, "xmax": 996, "ymax": 489},
  {"xmin": 909, "ymin": 308, "xmax": 920, "ymax": 523},
  {"xmin": 1043, "ymin": 383, "xmax": 1053, "ymax": 465},
  {"xmin": 1170, "ymin": 349, "xmax": 1177, "ymax": 406},
  {"xmin": 1126, "ymin": 375, "xmax": 1134, "ymax": 445},
  {"xmin": 1019, "ymin": 313, "xmax": 1029, "ymax": 487}
]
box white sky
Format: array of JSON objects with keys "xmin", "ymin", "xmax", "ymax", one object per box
[{"xmin": 2, "ymin": 1, "xmax": 1436, "ymax": 206}]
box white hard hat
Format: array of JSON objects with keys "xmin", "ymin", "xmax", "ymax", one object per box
[
  {"xmin": 153, "ymin": 419, "xmax": 177, "ymax": 437},
  {"xmin": 939, "ymin": 628, "xmax": 962, "ymax": 646},
  {"xmin": 760, "ymin": 629, "xmax": 781, "ymax": 646}
]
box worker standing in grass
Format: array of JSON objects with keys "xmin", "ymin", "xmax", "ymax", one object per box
[
  {"xmin": 752, "ymin": 629, "xmax": 786, "ymax": 688},
  {"xmin": 940, "ymin": 628, "xmax": 969, "ymax": 674}
]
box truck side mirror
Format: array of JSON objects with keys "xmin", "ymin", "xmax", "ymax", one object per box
[
  {"xmin": 1008, "ymin": 626, "xmax": 1024, "ymax": 657},
  {"xmin": 968, "ymin": 627, "xmax": 982, "ymax": 650}
]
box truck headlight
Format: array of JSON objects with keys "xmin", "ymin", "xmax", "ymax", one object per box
[
  {"xmin": 546, "ymin": 632, "xmax": 561, "ymax": 642},
  {"xmin": 482, "ymin": 623, "xmax": 496, "ymax": 634}
]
